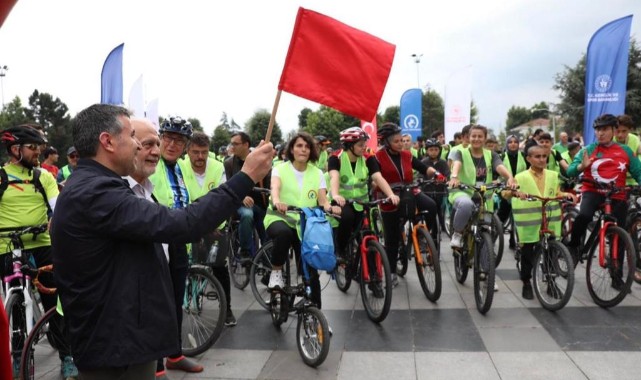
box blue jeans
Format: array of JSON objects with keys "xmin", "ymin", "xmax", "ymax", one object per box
[{"xmin": 237, "ymin": 205, "xmax": 267, "ymax": 251}]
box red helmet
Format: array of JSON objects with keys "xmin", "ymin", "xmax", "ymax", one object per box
[{"xmin": 340, "ymin": 127, "xmax": 369, "ymax": 144}]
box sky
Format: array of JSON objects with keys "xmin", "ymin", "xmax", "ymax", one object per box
[{"xmin": 0, "ymin": 0, "xmax": 639, "ymax": 138}]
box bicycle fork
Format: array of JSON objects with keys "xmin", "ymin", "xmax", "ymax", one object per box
[
  {"xmin": 411, "ymin": 224, "xmax": 427, "ymax": 266},
  {"xmin": 360, "ymin": 235, "xmax": 381, "ymax": 282},
  {"xmin": 599, "ymin": 220, "xmax": 618, "ymax": 268}
]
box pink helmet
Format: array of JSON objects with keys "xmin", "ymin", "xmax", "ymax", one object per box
[{"xmin": 339, "ymin": 127, "xmax": 369, "ymax": 145}]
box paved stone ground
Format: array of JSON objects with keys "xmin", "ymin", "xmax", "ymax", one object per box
[{"xmin": 177, "ymin": 233, "xmax": 641, "ymax": 380}]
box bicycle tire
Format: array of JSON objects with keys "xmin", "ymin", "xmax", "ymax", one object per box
[
  {"xmin": 561, "ymin": 209, "xmax": 578, "ymax": 247},
  {"xmin": 585, "ymin": 225, "xmax": 636, "ymax": 308},
  {"xmin": 627, "ymin": 216, "xmax": 641, "ymax": 284},
  {"xmin": 20, "ymin": 306, "xmax": 72, "ymax": 380},
  {"xmin": 359, "ymin": 240, "xmax": 392, "ymax": 323},
  {"xmin": 415, "ymin": 227, "xmax": 441, "ymax": 302},
  {"xmin": 485, "ymin": 211, "xmax": 504, "ymax": 268},
  {"xmin": 181, "ymin": 266, "xmax": 227, "ymax": 357},
  {"xmin": 454, "ymin": 234, "xmax": 470, "ymax": 284},
  {"xmin": 473, "ymin": 231, "xmax": 495, "ymax": 314},
  {"xmin": 6, "ymin": 292, "xmax": 27, "ymax": 372},
  {"xmin": 335, "ymin": 239, "xmax": 356, "ymax": 292},
  {"xmin": 532, "ymin": 240, "xmax": 574, "ymax": 311},
  {"xmin": 249, "ymin": 241, "xmax": 274, "ymax": 310},
  {"xmin": 396, "ymin": 222, "xmax": 410, "ymax": 277},
  {"xmin": 371, "ymin": 206, "xmax": 385, "ymax": 245},
  {"xmin": 443, "ymin": 201, "xmax": 452, "ymax": 238},
  {"xmin": 296, "ymin": 306, "xmax": 330, "ymax": 368}
]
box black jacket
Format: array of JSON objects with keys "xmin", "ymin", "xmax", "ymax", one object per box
[
  {"xmin": 224, "ymin": 155, "xmax": 271, "ymax": 209},
  {"xmin": 51, "ymin": 159, "xmax": 254, "ymax": 369}
]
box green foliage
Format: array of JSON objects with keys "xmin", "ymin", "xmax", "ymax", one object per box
[
  {"xmin": 298, "ymin": 108, "xmax": 312, "ymax": 129},
  {"xmin": 423, "ymin": 90, "xmax": 445, "ymax": 138},
  {"xmin": 301, "ymin": 106, "xmax": 355, "ymax": 148},
  {"xmin": 505, "ymin": 106, "xmax": 531, "ymax": 131},
  {"xmin": 188, "ymin": 118, "xmax": 203, "ymax": 132},
  {"xmin": 381, "ymin": 105, "xmax": 400, "ymax": 125},
  {"xmin": 210, "ymin": 125, "xmax": 231, "ymax": 153},
  {"xmin": 470, "ymin": 100, "xmax": 478, "ymax": 124},
  {"xmin": 245, "ymin": 109, "xmax": 283, "ymax": 146}
]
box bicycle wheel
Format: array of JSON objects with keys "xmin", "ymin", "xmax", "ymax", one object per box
[
  {"xmin": 20, "ymin": 306, "xmax": 72, "ymax": 380},
  {"xmin": 473, "ymin": 231, "xmax": 495, "ymax": 314},
  {"xmin": 296, "ymin": 306, "xmax": 330, "ymax": 368},
  {"xmin": 454, "ymin": 234, "xmax": 470, "ymax": 284},
  {"xmin": 359, "ymin": 240, "xmax": 392, "ymax": 323},
  {"xmin": 6, "ymin": 292, "xmax": 27, "ymax": 374},
  {"xmin": 396, "ymin": 222, "xmax": 410, "ymax": 277},
  {"xmin": 561, "ymin": 209, "xmax": 578, "ymax": 246},
  {"xmin": 415, "ymin": 227, "xmax": 441, "ymax": 302},
  {"xmin": 443, "ymin": 200, "xmax": 452, "ymax": 238},
  {"xmin": 250, "ymin": 241, "xmax": 274, "ymax": 310},
  {"xmin": 181, "ymin": 266, "xmax": 227, "ymax": 356},
  {"xmin": 485, "ymin": 211, "xmax": 504, "ymax": 268},
  {"xmin": 228, "ymin": 223, "xmax": 251, "ymax": 290},
  {"xmin": 627, "ymin": 216, "xmax": 641, "ymax": 284},
  {"xmin": 335, "ymin": 239, "xmax": 356, "ymax": 292},
  {"xmin": 585, "ymin": 225, "xmax": 636, "ymax": 308},
  {"xmin": 371, "ymin": 206, "xmax": 385, "ymax": 245},
  {"xmin": 532, "ymin": 240, "xmax": 574, "ymax": 311}
]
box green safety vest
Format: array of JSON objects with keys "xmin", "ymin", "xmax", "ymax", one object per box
[
  {"xmin": 61, "ymin": 165, "xmax": 72, "ymax": 180},
  {"xmin": 150, "ymin": 158, "xmax": 191, "ymax": 209},
  {"xmin": 316, "ymin": 150, "xmax": 329, "ymax": 172},
  {"xmin": 337, "ymin": 152, "xmax": 369, "ymax": 211},
  {"xmin": 502, "ymin": 151, "xmax": 526, "ymax": 176},
  {"xmin": 263, "ymin": 162, "xmax": 322, "ymax": 232},
  {"xmin": 411, "ymin": 147, "xmax": 418, "ymax": 158},
  {"xmin": 180, "ymin": 157, "xmax": 226, "ymax": 229},
  {"xmin": 547, "ymin": 149, "xmax": 561, "ymax": 173},
  {"xmin": 621, "ymin": 134, "xmax": 640, "ymax": 185},
  {"xmin": 440, "ymin": 144, "xmax": 451, "ymax": 161},
  {"xmin": 448, "ymin": 148, "xmax": 494, "ymax": 211},
  {"xmin": 511, "ymin": 169, "xmax": 561, "ymax": 243},
  {"xmin": 560, "ymin": 151, "xmax": 572, "ymax": 165}
]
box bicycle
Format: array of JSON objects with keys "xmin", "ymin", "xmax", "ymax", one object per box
[
  {"xmin": 334, "ymin": 199, "xmax": 393, "ymax": 322},
  {"xmin": 249, "ymin": 207, "xmax": 330, "ymax": 367},
  {"xmin": 390, "ymin": 180, "xmax": 442, "ymax": 302},
  {"xmin": 512, "ymin": 193, "xmax": 575, "ymax": 311},
  {"xmin": 0, "ymin": 225, "xmax": 55, "ymax": 375},
  {"xmin": 451, "ymin": 183, "xmax": 503, "ymax": 314},
  {"xmin": 568, "ymin": 179, "xmax": 637, "ymax": 308}
]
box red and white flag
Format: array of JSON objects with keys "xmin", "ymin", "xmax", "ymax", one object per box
[{"xmin": 279, "ymin": 8, "xmax": 396, "ymax": 122}]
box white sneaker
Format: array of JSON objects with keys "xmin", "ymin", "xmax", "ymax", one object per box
[
  {"xmin": 451, "ymin": 232, "xmax": 463, "ymax": 248},
  {"xmin": 268, "ymin": 270, "xmax": 284, "ymax": 289},
  {"xmin": 494, "ymin": 283, "xmax": 499, "ymax": 291}
]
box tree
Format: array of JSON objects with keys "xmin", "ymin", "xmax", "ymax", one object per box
[
  {"xmin": 210, "ymin": 125, "xmax": 231, "ymax": 153},
  {"xmin": 505, "ymin": 106, "xmax": 531, "ymax": 131},
  {"xmin": 381, "ymin": 105, "xmax": 400, "ymax": 125},
  {"xmin": 0, "ymin": 97, "xmax": 31, "ymax": 164},
  {"xmin": 423, "ymin": 90, "xmax": 445, "ymax": 138},
  {"xmin": 470, "ymin": 100, "xmax": 479, "ymax": 124},
  {"xmin": 245, "ymin": 109, "xmax": 283, "ymax": 146},
  {"xmin": 554, "ymin": 38, "xmax": 641, "ymax": 133},
  {"xmin": 298, "ymin": 108, "xmax": 313, "ymax": 129},
  {"xmin": 302, "ymin": 106, "xmax": 352, "ymax": 147},
  {"xmin": 188, "ymin": 118, "xmax": 203, "ymax": 132},
  {"xmin": 23, "ymin": 90, "xmax": 72, "ymax": 166}
]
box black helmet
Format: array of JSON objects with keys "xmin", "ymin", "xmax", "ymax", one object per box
[
  {"xmin": 1, "ymin": 126, "xmax": 46, "ymax": 146},
  {"xmin": 160, "ymin": 116, "xmax": 193, "ymax": 137},
  {"xmin": 593, "ymin": 114, "xmax": 618, "ymax": 129},
  {"xmin": 377, "ymin": 122, "xmax": 402, "ymax": 143},
  {"xmin": 315, "ymin": 135, "xmax": 331, "ymax": 145},
  {"xmin": 424, "ymin": 139, "xmax": 440, "ymax": 148}
]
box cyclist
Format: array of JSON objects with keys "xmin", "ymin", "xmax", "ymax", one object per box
[
  {"xmin": 536, "ymin": 133, "xmax": 569, "ymax": 174},
  {"xmin": 314, "ymin": 135, "xmax": 331, "ymax": 172},
  {"xmin": 374, "ymin": 123, "xmax": 444, "ymax": 287},
  {"xmin": 264, "ymin": 132, "xmax": 340, "ymax": 310},
  {"xmin": 447, "ymin": 124, "xmax": 472, "ymax": 166},
  {"xmin": 149, "ymin": 117, "xmax": 204, "ymax": 377},
  {"xmin": 553, "ymin": 132, "xmax": 570, "ymax": 154},
  {"xmin": 565, "ymin": 114, "xmax": 641, "ymax": 289},
  {"xmin": 0, "ymin": 126, "xmax": 77, "ymax": 379},
  {"xmin": 41, "ymin": 146, "xmax": 60, "ymax": 178},
  {"xmin": 329, "ymin": 127, "xmax": 399, "ymax": 264},
  {"xmin": 497, "ymin": 135, "xmax": 528, "ymax": 250},
  {"xmin": 447, "ymin": 124, "xmax": 517, "ymax": 249},
  {"xmin": 615, "ymin": 114, "xmax": 641, "ymax": 185},
  {"xmin": 507, "ymin": 144, "xmax": 577, "ymax": 299},
  {"xmin": 421, "ymin": 138, "xmax": 450, "ymax": 233},
  {"xmin": 431, "ymin": 130, "xmax": 450, "ymax": 161}
]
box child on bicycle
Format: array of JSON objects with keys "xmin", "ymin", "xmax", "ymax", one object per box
[
  {"xmin": 565, "ymin": 114, "xmax": 641, "ymax": 289},
  {"xmin": 264, "ymin": 132, "xmax": 340, "ymax": 309},
  {"xmin": 506, "ymin": 145, "xmax": 577, "ymax": 300},
  {"xmin": 328, "ymin": 127, "xmax": 399, "ymax": 263}
]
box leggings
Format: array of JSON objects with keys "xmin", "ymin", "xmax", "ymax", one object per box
[{"xmin": 266, "ymin": 221, "xmax": 321, "ymax": 309}]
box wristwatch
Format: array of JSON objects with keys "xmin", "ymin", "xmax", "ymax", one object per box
[{"xmin": 451, "ymin": 174, "xmax": 458, "ymax": 178}]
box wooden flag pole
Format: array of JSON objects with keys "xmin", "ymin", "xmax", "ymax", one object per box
[{"xmin": 264, "ymin": 89, "xmax": 282, "ymax": 143}]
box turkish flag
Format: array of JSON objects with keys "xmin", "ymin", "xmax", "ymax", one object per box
[{"xmin": 278, "ymin": 8, "xmax": 396, "ymax": 121}]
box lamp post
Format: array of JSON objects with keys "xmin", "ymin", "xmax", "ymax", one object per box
[
  {"xmin": 0, "ymin": 65, "xmax": 7, "ymax": 110},
  {"xmin": 411, "ymin": 54, "xmax": 423, "ymax": 88}
]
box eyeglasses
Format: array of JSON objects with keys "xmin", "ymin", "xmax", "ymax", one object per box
[
  {"xmin": 68, "ymin": 154, "xmax": 79, "ymax": 159},
  {"xmin": 161, "ymin": 134, "xmax": 187, "ymax": 147},
  {"xmin": 230, "ymin": 141, "xmax": 244, "ymax": 147},
  {"xmin": 22, "ymin": 144, "xmax": 42, "ymax": 151}
]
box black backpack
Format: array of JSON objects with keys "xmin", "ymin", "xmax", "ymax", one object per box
[{"xmin": 0, "ymin": 167, "xmax": 53, "ymax": 215}]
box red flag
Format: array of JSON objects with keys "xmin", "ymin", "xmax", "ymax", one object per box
[
  {"xmin": 0, "ymin": 0, "xmax": 17, "ymax": 28},
  {"xmin": 279, "ymin": 8, "xmax": 396, "ymax": 121}
]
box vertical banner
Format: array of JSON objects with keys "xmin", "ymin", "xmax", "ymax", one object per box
[
  {"xmin": 361, "ymin": 118, "xmax": 378, "ymax": 152},
  {"xmin": 400, "ymin": 88, "xmax": 422, "ymax": 141},
  {"xmin": 584, "ymin": 15, "xmax": 633, "ymax": 146},
  {"xmin": 145, "ymin": 98, "xmax": 159, "ymax": 131},
  {"xmin": 128, "ymin": 74, "xmax": 145, "ymax": 117},
  {"xmin": 101, "ymin": 43, "xmax": 124, "ymax": 105},
  {"xmin": 444, "ymin": 66, "xmax": 472, "ymax": 144}
]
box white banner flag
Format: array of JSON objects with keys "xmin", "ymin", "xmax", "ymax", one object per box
[
  {"xmin": 128, "ymin": 74, "xmax": 145, "ymax": 118},
  {"xmin": 146, "ymin": 98, "xmax": 159, "ymax": 131},
  {"xmin": 444, "ymin": 66, "xmax": 472, "ymax": 144}
]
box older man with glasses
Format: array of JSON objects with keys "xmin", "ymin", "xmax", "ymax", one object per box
[{"xmin": 57, "ymin": 146, "xmax": 79, "ymax": 184}]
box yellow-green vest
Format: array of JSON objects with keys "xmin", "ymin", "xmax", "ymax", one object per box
[
  {"xmin": 440, "ymin": 144, "xmax": 451, "ymax": 161},
  {"xmin": 150, "ymin": 158, "xmax": 191, "ymax": 209},
  {"xmin": 61, "ymin": 165, "xmax": 72, "ymax": 180},
  {"xmin": 448, "ymin": 148, "xmax": 494, "ymax": 211},
  {"xmin": 621, "ymin": 134, "xmax": 640, "ymax": 185},
  {"xmin": 502, "ymin": 151, "xmax": 526, "ymax": 176},
  {"xmin": 316, "ymin": 150, "xmax": 329, "ymax": 172},
  {"xmin": 547, "ymin": 149, "xmax": 561, "ymax": 172},
  {"xmin": 337, "ymin": 152, "xmax": 369, "ymax": 212},
  {"xmin": 512, "ymin": 169, "xmax": 561, "ymax": 243},
  {"xmin": 264, "ymin": 162, "xmax": 322, "ymax": 232},
  {"xmin": 560, "ymin": 151, "xmax": 572, "ymax": 165},
  {"xmin": 180, "ymin": 157, "xmax": 226, "ymax": 229}
]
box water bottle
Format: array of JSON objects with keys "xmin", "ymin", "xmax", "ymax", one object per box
[{"xmin": 208, "ymin": 241, "xmax": 219, "ymax": 264}]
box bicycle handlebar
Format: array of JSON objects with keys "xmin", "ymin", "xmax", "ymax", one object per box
[
  {"xmin": 0, "ymin": 224, "xmax": 48, "ymax": 238},
  {"xmin": 389, "ymin": 178, "xmax": 446, "ymax": 192}
]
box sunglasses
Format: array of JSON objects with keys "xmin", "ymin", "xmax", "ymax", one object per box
[
  {"xmin": 68, "ymin": 154, "xmax": 79, "ymax": 159},
  {"xmin": 22, "ymin": 144, "xmax": 42, "ymax": 151}
]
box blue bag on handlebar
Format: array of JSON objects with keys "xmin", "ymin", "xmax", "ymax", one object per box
[{"xmin": 300, "ymin": 207, "xmax": 336, "ymax": 275}]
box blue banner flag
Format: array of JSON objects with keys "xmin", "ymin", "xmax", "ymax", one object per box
[
  {"xmin": 583, "ymin": 15, "xmax": 633, "ymax": 146},
  {"xmin": 101, "ymin": 43, "xmax": 124, "ymax": 105},
  {"xmin": 400, "ymin": 88, "xmax": 422, "ymax": 141}
]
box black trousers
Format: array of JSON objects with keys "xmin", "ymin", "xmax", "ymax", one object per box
[
  {"xmin": 519, "ymin": 243, "xmax": 536, "ymax": 282},
  {"xmin": 496, "ymin": 195, "xmax": 516, "ymax": 246},
  {"xmin": 335, "ymin": 204, "xmax": 363, "ymax": 253},
  {"xmin": 381, "ymin": 192, "xmax": 438, "ymax": 272},
  {"xmin": 266, "ymin": 221, "xmax": 321, "ymax": 309},
  {"xmin": 568, "ymin": 192, "xmax": 627, "ymax": 248}
]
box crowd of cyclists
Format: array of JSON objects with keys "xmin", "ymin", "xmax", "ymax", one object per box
[{"xmin": 1, "ymin": 110, "xmax": 640, "ymax": 379}]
